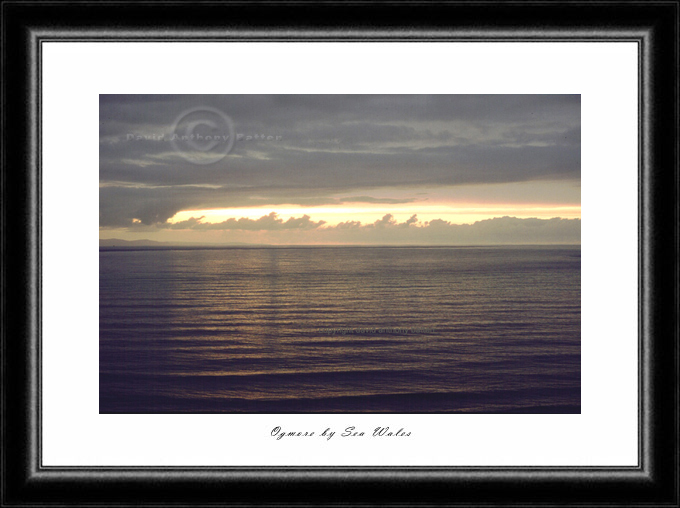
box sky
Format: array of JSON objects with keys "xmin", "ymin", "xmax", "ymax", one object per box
[{"xmin": 99, "ymin": 94, "xmax": 580, "ymax": 245}]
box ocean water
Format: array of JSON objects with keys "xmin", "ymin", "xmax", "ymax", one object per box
[{"xmin": 99, "ymin": 246, "xmax": 580, "ymax": 413}]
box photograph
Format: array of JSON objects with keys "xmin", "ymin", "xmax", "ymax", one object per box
[
  {"xmin": 99, "ymin": 94, "xmax": 581, "ymax": 414},
  {"xmin": 4, "ymin": 0, "xmax": 678, "ymax": 503}
]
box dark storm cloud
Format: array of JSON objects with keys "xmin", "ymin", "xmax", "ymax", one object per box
[{"xmin": 100, "ymin": 94, "xmax": 580, "ymax": 227}]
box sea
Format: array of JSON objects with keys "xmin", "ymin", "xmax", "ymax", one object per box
[{"xmin": 99, "ymin": 246, "xmax": 580, "ymax": 413}]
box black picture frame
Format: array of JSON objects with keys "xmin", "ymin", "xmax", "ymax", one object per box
[{"xmin": 2, "ymin": 1, "xmax": 678, "ymax": 506}]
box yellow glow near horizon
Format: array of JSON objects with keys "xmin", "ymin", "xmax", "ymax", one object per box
[{"xmin": 167, "ymin": 203, "xmax": 581, "ymax": 227}]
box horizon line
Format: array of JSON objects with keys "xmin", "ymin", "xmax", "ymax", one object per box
[{"xmin": 99, "ymin": 241, "xmax": 581, "ymax": 250}]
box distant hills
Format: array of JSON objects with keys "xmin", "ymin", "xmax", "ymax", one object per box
[
  {"xmin": 100, "ymin": 238, "xmax": 166, "ymax": 247},
  {"xmin": 99, "ymin": 238, "xmax": 256, "ymax": 247}
]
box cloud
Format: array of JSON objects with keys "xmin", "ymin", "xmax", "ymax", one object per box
[
  {"xmin": 403, "ymin": 214, "xmax": 419, "ymax": 226},
  {"xmin": 163, "ymin": 212, "xmax": 326, "ymax": 231},
  {"xmin": 371, "ymin": 214, "xmax": 398, "ymax": 228},
  {"xmin": 100, "ymin": 94, "xmax": 580, "ymax": 228},
  {"xmin": 141, "ymin": 213, "xmax": 579, "ymax": 245},
  {"xmin": 320, "ymin": 215, "xmax": 581, "ymax": 245},
  {"xmin": 337, "ymin": 196, "xmax": 418, "ymax": 204}
]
